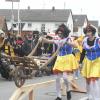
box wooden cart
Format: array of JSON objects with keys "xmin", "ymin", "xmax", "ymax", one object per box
[{"xmin": 9, "ymin": 41, "xmax": 59, "ymax": 88}]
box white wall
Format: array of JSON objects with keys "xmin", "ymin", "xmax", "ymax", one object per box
[
  {"xmin": 73, "ymin": 18, "xmax": 88, "ymax": 37},
  {"xmin": 78, "ymin": 27, "xmax": 83, "ymax": 36},
  {"xmin": 7, "ymin": 22, "xmax": 12, "ymax": 30},
  {"xmin": 67, "ymin": 12, "xmax": 73, "ymax": 36},
  {"xmin": 83, "ymin": 18, "xmax": 88, "ymax": 27},
  {"xmin": 7, "ymin": 21, "xmax": 67, "ymax": 33},
  {"xmin": 45, "ymin": 22, "xmax": 64, "ymax": 33},
  {"xmin": 22, "ymin": 22, "xmax": 66, "ymax": 33},
  {"xmin": 22, "ymin": 22, "xmax": 40, "ymax": 31}
]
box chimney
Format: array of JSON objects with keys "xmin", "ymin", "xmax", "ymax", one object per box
[
  {"xmin": 28, "ymin": 6, "xmax": 30, "ymax": 10},
  {"xmin": 52, "ymin": 6, "xmax": 55, "ymax": 11}
]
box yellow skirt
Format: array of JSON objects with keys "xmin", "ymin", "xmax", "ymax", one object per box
[
  {"xmin": 81, "ymin": 57, "xmax": 100, "ymax": 78},
  {"xmin": 53, "ymin": 54, "xmax": 78, "ymax": 73},
  {"xmin": 74, "ymin": 52, "xmax": 81, "ymax": 62}
]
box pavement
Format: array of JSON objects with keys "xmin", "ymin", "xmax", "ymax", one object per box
[{"xmin": 0, "ymin": 75, "xmax": 88, "ymax": 100}]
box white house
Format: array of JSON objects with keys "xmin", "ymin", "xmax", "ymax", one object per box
[
  {"xmin": 0, "ymin": 8, "xmax": 73, "ymax": 36},
  {"xmin": 73, "ymin": 15, "xmax": 88, "ymax": 37}
]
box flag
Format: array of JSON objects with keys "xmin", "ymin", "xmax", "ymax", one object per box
[{"xmin": 6, "ymin": 0, "xmax": 20, "ymax": 2}]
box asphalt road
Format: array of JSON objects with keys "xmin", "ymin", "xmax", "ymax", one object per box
[{"xmin": 0, "ymin": 75, "xmax": 87, "ymax": 100}]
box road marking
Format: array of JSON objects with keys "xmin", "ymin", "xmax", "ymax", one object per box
[{"xmin": 79, "ymin": 96, "xmax": 88, "ymax": 100}]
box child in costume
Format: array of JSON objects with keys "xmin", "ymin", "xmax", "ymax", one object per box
[
  {"xmin": 79, "ymin": 24, "xmax": 100, "ymax": 100},
  {"xmin": 38, "ymin": 24, "xmax": 78, "ymax": 100}
]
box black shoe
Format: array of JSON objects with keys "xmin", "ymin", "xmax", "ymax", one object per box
[
  {"xmin": 67, "ymin": 91, "xmax": 71, "ymax": 100},
  {"xmin": 55, "ymin": 97, "xmax": 62, "ymax": 100}
]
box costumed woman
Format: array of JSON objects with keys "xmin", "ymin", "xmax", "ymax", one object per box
[
  {"xmin": 79, "ymin": 24, "xmax": 100, "ymax": 100},
  {"xmin": 73, "ymin": 35, "xmax": 84, "ymax": 79},
  {"xmin": 38, "ymin": 24, "xmax": 78, "ymax": 100}
]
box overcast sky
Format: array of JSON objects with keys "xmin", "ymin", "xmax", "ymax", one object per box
[{"xmin": 0, "ymin": 0, "xmax": 100, "ymax": 25}]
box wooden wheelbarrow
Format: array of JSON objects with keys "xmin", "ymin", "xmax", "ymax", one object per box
[{"xmin": 9, "ymin": 41, "xmax": 59, "ymax": 88}]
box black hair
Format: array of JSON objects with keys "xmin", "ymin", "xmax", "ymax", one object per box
[
  {"xmin": 46, "ymin": 35, "xmax": 53, "ymax": 39},
  {"xmin": 83, "ymin": 24, "xmax": 96, "ymax": 35},
  {"xmin": 55, "ymin": 24, "xmax": 71, "ymax": 38},
  {"xmin": 33, "ymin": 31, "xmax": 39, "ymax": 34}
]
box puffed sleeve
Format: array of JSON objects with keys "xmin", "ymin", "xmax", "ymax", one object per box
[
  {"xmin": 54, "ymin": 38, "xmax": 67, "ymax": 47},
  {"xmin": 98, "ymin": 38, "xmax": 100, "ymax": 48}
]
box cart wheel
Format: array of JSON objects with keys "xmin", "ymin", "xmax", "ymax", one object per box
[{"xmin": 14, "ymin": 66, "xmax": 25, "ymax": 88}]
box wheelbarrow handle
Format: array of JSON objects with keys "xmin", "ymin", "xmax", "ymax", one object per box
[
  {"xmin": 42, "ymin": 47, "xmax": 60, "ymax": 67},
  {"xmin": 28, "ymin": 41, "xmax": 40, "ymax": 57}
]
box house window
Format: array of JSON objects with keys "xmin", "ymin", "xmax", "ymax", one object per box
[
  {"xmin": 73, "ymin": 27, "xmax": 78, "ymax": 32},
  {"xmin": 75, "ymin": 19, "xmax": 78, "ymax": 22},
  {"xmin": 67, "ymin": 24, "xmax": 70, "ymax": 28},
  {"xmin": 41, "ymin": 24, "xmax": 45, "ymax": 32},
  {"xmin": 13, "ymin": 23, "xmax": 17, "ymax": 28},
  {"xmin": 28, "ymin": 23, "xmax": 32, "ymax": 27},
  {"xmin": 55, "ymin": 24, "xmax": 60, "ymax": 28}
]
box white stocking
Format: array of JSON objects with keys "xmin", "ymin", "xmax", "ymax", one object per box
[
  {"xmin": 86, "ymin": 82, "xmax": 92, "ymax": 99},
  {"xmin": 55, "ymin": 72, "xmax": 72, "ymax": 98},
  {"xmin": 93, "ymin": 80, "xmax": 100, "ymax": 100},
  {"xmin": 56, "ymin": 73, "xmax": 62, "ymax": 98},
  {"xmin": 90, "ymin": 81, "xmax": 94, "ymax": 99},
  {"xmin": 63, "ymin": 72, "xmax": 71, "ymax": 92}
]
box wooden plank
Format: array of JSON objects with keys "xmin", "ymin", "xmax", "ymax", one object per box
[
  {"xmin": 29, "ymin": 90, "xmax": 33, "ymax": 100},
  {"xmin": 32, "ymin": 56, "xmax": 49, "ymax": 60},
  {"xmin": 10, "ymin": 80, "xmax": 55, "ymax": 100},
  {"xmin": 10, "ymin": 77, "xmax": 86, "ymax": 100}
]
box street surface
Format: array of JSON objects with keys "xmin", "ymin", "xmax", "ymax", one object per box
[{"xmin": 0, "ymin": 75, "xmax": 88, "ymax": 100}]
